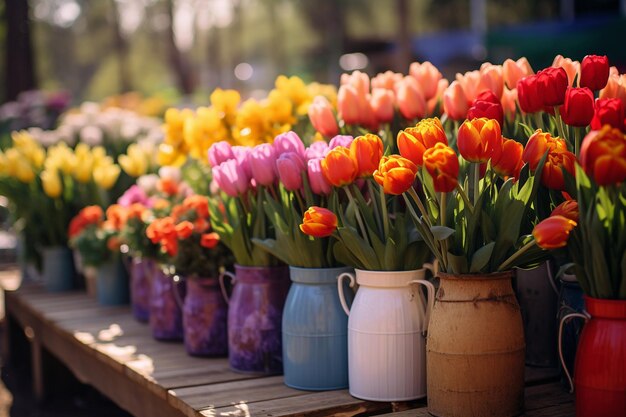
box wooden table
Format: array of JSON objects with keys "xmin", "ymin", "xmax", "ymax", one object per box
[{"xmin": 4, "ymin": 281, "xmax": 574, "ymax": 417}]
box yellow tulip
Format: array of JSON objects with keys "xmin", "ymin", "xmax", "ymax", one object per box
[
  {"xmin": 4, "ymin": 149, "xmax": 35, "ymax": 183},
  {"xmin": 91, "ymin": 146, "xmax": 107, "ymax": 163},
  {"xmin": 119, "ymin": 144, "xmax": 148, "ymax": 177},
  {"xmin": 275, "ymin": 75, "xmax": 309, "ymax": 108},
  {"xmin": 93, "ymin": 163, "xmax": 121, "ymax": 190},
  {"xmin": 210, "ymin": 88, "xmax": 241, "ymax": 119},
  {"xmin": 157, "ymin": 143, "xmax": 186, "ymax": 167},
  {"xmin": 46, "ymin": 143, "xmax": 76, "ymax": 175},
  {"xmin": 73, "ymin": 154, "xmax": 94, "ymax": 183},
  {"xmin": 41, "ymin": 169, "xmax": 62, "ymax": 198}
]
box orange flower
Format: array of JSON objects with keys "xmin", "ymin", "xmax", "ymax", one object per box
[
  {"xmin": 491, "ymin": 138, "xmax": 523, "ymax": 179},
  {"xmin": 397, "ymin": 118, "xmax": 448, "ymax": 167},
  {"xmin": 200, "ymin": 232, "xmax": 220, "ymax": 249},
  {"xmin": 542, "ymin": 148, "xmax": 577, "ymax": 191},
  {"xmin": 127, "ymin": 203, "xmax": 146, "ymax": 220},
  {"xmin": 105, "ymin": 204, "xmax": 128, "ymax": 230},
  {"xmin": 68, "ymin": 216, "xmax": 87, "ymax": 238},
  {"xmin": 175, "ymin": 220, "xmax": 194, "ymax": 239},
  {"xmin": 183, "ymin": 195, "xmax": 210, "ymax": 218},
  {"xmin": 457, "ymin": 118, "xmax": 502, "ymax": 163},
  {"xmin": 106, "ymin": 236, "xmax": 122, "ymax": 251},
  {"xmin": 580, "ymin": 126, "xmax": 626, "ymax": 186},
  {"xmin": 350, "ymin": 133, "xmax": 384, "ymax": 177},
  {"xmin": 532, "ymin": 215, "xmax": 577, "ymax": 249},
  {"xmin": 299, "ymin": 207, "xmax": 338, "ymax": 238},
  {"xmin": 551, "ymin": 200, "xmax": 579, "ymax": 223},
  {"xmin": 82, "ymin": 206, "xmax": 104, "ymax": 224},
  {"xmin": 321, "ymin": 146, "xmax": 358, "ymax": 187},
  {"xmin": 194, "ymin": 217, "xmax": 210, "ymax": 233},
  {"xmin": 158, "ymin": 178, "xmax": 179, "ymax": 196},
  {"xmin": 522, "ymin": 130, "xmax": 568, "ymax": 170},
  {"xmin": 170, "ymin": 204, "xmax": 187, "ymax": 221},
  {"xmin": 163, "ymin": 237, "xmax": 178, "ymax": 256},
  {"xmin": 422, "ymin": 143, "xmax": 460, "ymax": 193},
  {"xmin": 152, "ymin": 198, "xmax": 170, "ymax": 211},
  {"xmin": 373, "ymin": 155, "xmax": 418, "ymax": 195}
]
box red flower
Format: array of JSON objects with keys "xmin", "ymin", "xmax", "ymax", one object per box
[
  {"xmin": 175, "ymin": 221, "xmax": 194, "ymax": 239},
  {"xmin": 561, "ymin": 87, "xmax": 594, "ymax": 127},
  {"xmin": 533, "ymin": 215, "xmax": 577, "ymax": 249},
  {"xmin": 551, "ymin": 200, "xmax": 579, "ymax": 223},
  {"xmin": 591, "ymin": 98, "xmax": 625, "ymax": 132},
  {"xmin": 580, "ymin": 126, "xmax": 626, "ymax": 186},
  {"xmin": 467, "ymin": 92, "xmax": 504, "ymax": 128},
  {"xmin": 200, "ymin": 232, "xmax": 220, "ymax": 249},
  {"xmin": 537, "ymin": 67, "xmax": 568, "ymax": 107},
  {"xmin": 492, "ymin": 138, "xmax": 523, "ymax": 179},
  {"xmin": 422, "ymin": 143, "xmax": 460, "ymax": 192},
  {"xmin": 517, "ymin": 75, "xmax": 543, "ymax": 113},
  {"xmin": 580, "ymin": 55, "xmax": 610, "ymax": 92}
]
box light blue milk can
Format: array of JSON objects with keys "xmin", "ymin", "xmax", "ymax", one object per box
[{"xmin": 282, "ymin": 266, "xmax": 353, "ymax": 391}]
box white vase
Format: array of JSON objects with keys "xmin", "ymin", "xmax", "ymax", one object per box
[{"xmin": 338, "ymin": 267, "xmax": 435, "ymax": 401}]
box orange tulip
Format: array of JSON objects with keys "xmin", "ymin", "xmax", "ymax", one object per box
[
  {"xmin": 183, "ymin": 195, "xmax": 210, "ymax": 219},
  {"xmin": 423, "ymin": 143, "xmax": 460, "ymax": 192},
  {"xmin": 542, "ymin": 148, "xmax": 577, "ymax": 190},
  {"xmin": 443, "ymin": 80, "xmax": 469, "ymax": 121},
  {"xmin": 456, "ymin": 70, "xmax": 481, "ymax": 103},
  {"xmin": 373, "ymin": 155, "xmax": 418, "ymax": 195},
  {"xmin": 175, "ymin": 220, "xmax": 194, "ymax": 239},
  {"xmin": 308, "ymin": 96, "xmax": 339, "ymax": 137},
  {"xmin": 457, "ymin": 118, "xmax": 503, "ymax": 163},
  {"xmin": 321, "ymin": 146, "xmax": 358, "ymax": 187},
  {"xmin": 580, "ymin": 126, "xmax": 626, "ymax": 186},
  {"xmin": 501, "ymin": 87, "xmax": 518, "ymax": 122},
  {"xmin": 492, "ymin": 138, "xmax": 523, "ymax": 179},
  {"xmin": 371, "ymin": 70, "xmax": 403, "ymax": 91},
  {"xmin": 337, "ymin": 85, "xmax": 361, "ymax": 125},
  {"xmin": 200, "ymin": 232, "xmax": 220, "ymax": 249},
  {"xmin": 105, "ymin": 204, "xmax": 128, "ymax": 230},
  {"xmin": 397, "ymin": 118, "xmax": 448, "ymax": 167},
  {"xmin": 532, "ymin": 215, "xmax": 577, "ymax": 249},
  {"xmin": 396, "ymin": 77, "xmax": 427, "ymax": 120},
  {"xmin": 427, "ymin": 78, "xmax": 449, "ymax": 114},
  {"xmin": 350, "ymin": 134, "xmax": 384, "ymax": 177},
  {"xmin": 370, "ymin": 88, "xmax": 395, "ymax": 123},
  {"xmin": 300, "ymin": 206, "xmax": 338, "ymax": 238},
  {"xmin": 409, "ymin": 61, "xmax": 443, "ymax": 101},
  {"xmin": 479, "ymin": 63, "xmax": 504, "ymax": 99},
  {"xmin": 127, "ymin": 203, "xmax": 146, "ymax": 220},
  {"xmin": 503, "ymin": 58, "xmax": 533, "ymax": 90},
  {"xmin": 522, "ymin": 130, "xmax": 568, "ymax": 170},
  {"xmin": 551, "ymin": 200, "xmax": 579, "ymax": 223}
]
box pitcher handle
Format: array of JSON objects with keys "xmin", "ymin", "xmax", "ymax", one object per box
[
  {"xmin": 337, "ymin": 272, "xmax": 356, "ymax": 316},
  {"xmin": 171, "ymin": 274, "xmax": 185, "ymax": 310},
  {"xmin": 219, "ymin": 271, "xmax": 236, "ymax": 305},
  {"xmin": 546, "ymin": 260, "xmax": 560, "ymax": 296},
  {"xmin": 410, "ymin": 279, "xmax": 436, "ymax": 336},
  {"xmin": 423, "ymin": 259, "xmax": 439, "ymax": 278},
  {"xmin": 558, "ymin": 311, "xmax": 590, "ymax": 393}
]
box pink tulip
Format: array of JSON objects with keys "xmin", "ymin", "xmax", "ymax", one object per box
[
  {"xmin": 501, "ymin": 87, "xmax": 518, "ymax": 122},
  {"xmin": 276, "ymin": 152, "xmax": 306, "ymax": 191},
  {"xmin": 443, "ymin": 80, "xmax": 469, "ymax": 120},
  {"xmin": 232, "ymin": 146, "xmax": 252, "ymax": 178},
  {"xmin": 337, "ymin": 85, "xmax": 362, "ymax": 125},
  {"xmin": 600, "ymin": 74, "xmax": 626, "ymax": 108},
  {"xmin": 208, "ymin": 141, "xmax": 234, "ymax": 167},
  {"xmin": 503, "ymin": 58, "xmax": 533, "ymax": 90},
  {"xmin": 371, "ymin": 70, "xmax": 403, "ymax": 91},
  {"xmin": 456, "ymin": 70, "xmax": 481, "ymax": 103},
  {"xmin": 273, "ymin": 131, "xmax": 305, "ymax": 159},
  {"xmin": 370, "ymin": 88, "xmax": 395, "ymax": 123},
  {"xmin": 305, "ymin": 141, "xmax": 330, "ymax": 161},
  {"xmin": 397, "ymin": 77, "xmax": 426, "ymax": 120},
  {"xmin": 479, "ymin": 63, "xmax": 504, "ymax": 99},
  {"xmin": 552, "ymin": 55, "xmax": 580, "ymax": 87},
  {"xmin": 409, "ymin": 61, "xmax": 443, "ymax": 101},
  {"xmin": 307, "ymin": 158, "xmax": 331, "ymax": 195},
  {"xmin": 212, "ymin": 159, "xmax": 249, "ymax": 197},
  {"xmin": 308, "ymin": 96, "xmax": 339, "ymax": 137},
  {"xmin": 341, "ymin": 70, "xmax": 370, "ymax": 97},
  {"xmin": 427, "ymin": 78, "xmax": 449, "ymax": 114},
  {"xmin": 329, "ymin": 135, "xmax": 354, "ymax": 149},
  {"xmin": 248, "ymin": 143, "xmax": 277, "ymax": 186}
]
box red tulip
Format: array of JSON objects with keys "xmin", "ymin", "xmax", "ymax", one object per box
[
  {"xmin": 591, "ymin": 98, "xmax": 625, "ymax": 132},
  {"xmin": 533, "ymin": 215, "xmax": 577, "ymax": 249},
  {"xmin": 542, "ymin": 148, "xmax": 577, "ymax": 191},
  {"xmin": 517, "ymin": 75, "xmax": 543, "ymax": 113},
  {"xmin": 537, "ymin": 67, "xmax": 568, "ymax": 107},
  {"xmin": 580, "ymin": 126, "xmax": 626, "ymax": 186},
  {"xmin": 457, "ymin": 118, "xmax": 503, "ymax": 163},
  {"xmin": 422, "ymin": 143, "xmax": 460, "ymax": 192},
  {"xmin": 373, "ymin": 155, "xmax": 418, "ymax": 195},
  {"xmin": 491, "ymin": 138, "xmax": 523, "ymax": 179},
  {"xmin": 200, "ymin": 232, "xmax": 220, "ymax": 249},
  {"xmin": 467, "ymin": 94, "xmax": 504, "ymax": 128},
  {"xmin": 522, "ymin": 130, "xmax": 568, "ymax": 170},
  {"xmin": 580, "ymin": 55, "xmax": 610, "ymax": 91},
  {"xmin": 551, "ymin": 200, "xmax": 579, "ymax": 223},
  {"xmin": 561, "ymin": 87, "xmax": 595, "ymax": 127},
  {"xmin": 300, "ymin": 206, "xmax": 338, "ymax": 238}
]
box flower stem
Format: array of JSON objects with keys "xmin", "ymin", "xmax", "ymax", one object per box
[
  {"xmin": 574, "ymin": 127, "xmax": 581, "ymax": 157},
  {"xmin": 379, "ymin": 184, "xmax": 390, "ymax": 240},
  {"xmin": 497, "ymin": 239, "xmax": 537, "ymax": 271},
  {"xmin": 407, "ymin": 187, "xmax": 432, "ymax": 227},
  {"xmin": 367, "ymin": 180, "xmax": 383, "ymax": 239},
  {"xmin": 344, "ymin": 186, "xmax": 371, "ymax": 246},
  {"xmin": 440, "ymin": 192, "xmax": 446, "ymax": 226},
  {"xmin": 472, "ymin": 162, "xmax": 480, "ymax": 205},
  {"xmin": 554, "ymin": 106, "xmax": 567, "ymax": 140},
  {"xmin": 455, "ymin": 182, "xmax": 474, "ymax": 213},
  {"xmin": 534, "ymin": 112, "xmax": 544, "ymax": 131}
]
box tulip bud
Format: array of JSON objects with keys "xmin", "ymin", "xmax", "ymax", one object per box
[
  {"xmin": 580, "ymin": 126, "xmax": 626, "ymax": 186},
  {"xmin": 300, "ymin": 206, "xmax": 338, "ymax": 238},
  {"xmin": 409, "ymin": 61, "xmax": 443, "ymax": 101},
  {"xmin": 422, "ymin": 143, "xmax": 460, "ymax": 193},
  {"xmin": 503, "ymin": 58, "xmax": 533, "ymax": 90},
  {"xmin": 208, "ymin": 141, "xmax": 234, "ymax": 168},
  {"xmin": 212, "ymin": 159, "xmax": 250, "ymax": 197},
  {"xmin": 329, "ymin": 135, "xmax": 354, "ymax": 149},
  {"xmin": 517, "ymin": 75, "xmax": 543, "ymax": 113},
  {"xmin": 370, "ymin": 88, "xmax": 395, "ymax": 123},
  {"xmin": 467, "ymin": 91, "xmax": 504, "ymax": 128},
  {"xmin": 273, "ymin": 131, "xmax": 306, "ymax": 159},
  {"xmin": 561, "ymin": 87, "xmax": 595, "ymax": 127},
  {"xmin": 396, "ymin": 77, "xmax": 427, "ymax": 120},
  {"xmin": 321, "ymin": 146, "xmax": 358, "ymax": 187},
  {"xmin": 479, "ymin": 64, "xmax": 504, "ymax": 99},
  {"xmin": 308, "ymin": 96, "xmax": 339, "ymax": 137},
  {"xmin": 276, "ymin": 152, "xmax": 306, "ymax": 191},
  {"xmin": 580, "ymin": 55, "xmax": 610, "ymax": 92},
  {"xmin": 501, "ymin": 88, "xmax": 518, "ymax": 122},
  {"xmin": 591, "ymin": 98, "xmax": 625, "ymax": 132},
  {"xmin": 350, "ymin": 133, "xmax": 384, "ymax": 178},
  {"xmin": 537, "ymin": 67, "xmax": 568, "ymax": 107},
  {"xmin": 443, "ymin": 81, "xmax": 469, "ymax": 121},
  {"xmin": 337, "ymin": 85, "xmax": 362, "ymax": 125},
  {"xmin": 305, "ymin": 141, "xmax": 330, "ymax": 161},
  {"xmin": 307, "ymin": 158, "xmax": 331, "ymax": 195},
  {"xmin": 248, "ymin": 143, "xmax": 277, "ymax": 186},
  {"xmin": 457, "ymin": 118, "xmax": 503, "ymax": 163},
  {"xmin": 552, "ymin": 55, "xmax": 580, "ymax": 87},
  {"xmin": 532, "ymin": 215, "xmax": 576, "ymax": 249},
  {"xmin": 491, "ymin": 138, "xmax": 523, "ymax": 179},
  {"xmin": 373, "ymin": 155, "xmax": 418, "ymax": 195}
]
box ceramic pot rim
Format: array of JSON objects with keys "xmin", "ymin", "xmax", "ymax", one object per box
[
  {"xmin": 353, "ymin": 268, "xmax": 430, "ymax": 287},
  {"xmin": 584, "ymin": 295, "xmax": 626, "ymax": 319},
  {"xmin": 234, "ymin": 264, "xmax": 288, "ymax": 272},
  {"xmin": 289, "ymin": 265, "xmax": 353, "ymax": 284},
  {"xmin": 438, "ymin": 270, "xmax": 515, "ymax": 281}
]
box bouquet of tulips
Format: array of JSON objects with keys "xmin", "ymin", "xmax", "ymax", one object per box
[{"xmin": 146, "ymin": 194, "xmax": 232, "ymax": 277}]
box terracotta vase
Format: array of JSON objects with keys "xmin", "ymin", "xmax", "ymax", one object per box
[
  {"xmin": 427, "ymin": 271, "xmax": 525, "ymax": 417},
  {"xmin": 338, "ymin": 268, "xmax": 435, "ymax": 401},
  {"xmin": 559, "ymin": 296, "xmax": 626, "ymax": 417}
]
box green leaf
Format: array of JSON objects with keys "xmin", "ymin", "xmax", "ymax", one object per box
[
  {"xmin": 430, "ymin": 225, "xmax": 455, "ymax": 241},
  {"xmin": 446, "ymin": 252, "xmax": 468, "ymax": 274},
  {"xmin": 470, "ymin": 242, "xmax": 495, "ymax": 273},
  {"xmin": 336, "ymin": 226, "xmax": 379, "ymax": 270}
]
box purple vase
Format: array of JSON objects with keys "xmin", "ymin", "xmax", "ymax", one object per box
[
  {"xmin": 182, "ymin": 277, "xmax": 228, "ymax": 356},
  {"xmin": 149, "ymin": 266, "xmax": 185, "ymax": 341},
  {"xmin": 130, "ymin": 258, "xmax": 154, "ymax": 323},
  {"xmin": 221, "ymin": 265, "xmax": 290, "ymax": 374}
]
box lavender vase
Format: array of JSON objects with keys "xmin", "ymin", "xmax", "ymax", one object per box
[
  {"xmin": 221, "ymin": 265, "xmax": 290, "ymax": 374},
  {"xmin": 149, "ymin": 266, "xmax": 185, "ymax": 341},
  {"xmin": 182, "ymin": 277, "xmax": 228, "ymax": 356},
  {"xmin": 130, "ymin": 258, "xmax": 154, "ymax": 323}
]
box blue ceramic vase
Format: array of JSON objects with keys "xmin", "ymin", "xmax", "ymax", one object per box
[
  {"xmin": 282, "ymin": 266, "xmax": 353, "ymax": 390},
  {"xmin": 42, "ymin": 246, "xmax": 76, "ymax": 292},
  {"xmin": 96, "ymin": 255, "xmax": 130, "ymax": 306}
]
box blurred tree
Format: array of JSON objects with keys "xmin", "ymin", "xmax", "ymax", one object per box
[
  {"xmin": 164, "ymin": 0, "xmax": 195, "ymax": 94},
  {"xmin": 4, "ymin": 0, "xmax": 37, "ymax": 100},
  {"xmin": 111, "ymin": 0, "xmax": 132, "ymax": 93}
]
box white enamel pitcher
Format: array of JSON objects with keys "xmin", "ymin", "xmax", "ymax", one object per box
[{"xmin": 337, "ymin": 266, "xmax": 436, "ymax": 401}]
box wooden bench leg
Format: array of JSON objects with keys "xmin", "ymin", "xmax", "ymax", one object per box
[{"xmin": 25, "ymin": 326, "xmax": 46, "ymax": 402}]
